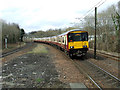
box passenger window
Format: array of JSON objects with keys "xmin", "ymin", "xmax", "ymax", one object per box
[{"xmin": 62, "ymin": 37, "xmax": 64, "ymax": 43}]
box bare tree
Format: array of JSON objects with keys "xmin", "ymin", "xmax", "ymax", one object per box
[{"xmin": 1, "ymin": 20, "xmax": 22, "ymax": 48}]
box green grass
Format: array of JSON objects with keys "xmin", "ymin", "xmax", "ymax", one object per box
[
  {"xmin": 28, "ymin": 44, "xmax": 48, "ymax": 54},
  {"xmin": 36, "ymin": 78, "xmax": 44, "ymax": 83}
]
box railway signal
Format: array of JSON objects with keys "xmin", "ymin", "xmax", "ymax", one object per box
[{"xmin": 5, "ymin": 35, "xmax": 8, "ymax": 49}]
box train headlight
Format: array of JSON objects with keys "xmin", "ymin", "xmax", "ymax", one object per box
[
  {"xmin": 70, "ymin": 46, "xmax": 74, "ymax": 49},
  {"xmin": 83, "ymin": 45, "xmax": 87, "ymax": 48}
]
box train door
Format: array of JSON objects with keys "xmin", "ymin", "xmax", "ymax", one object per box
[{"xmin": 65, "ymin": 36, "xmax": 66, "ymax": 49}]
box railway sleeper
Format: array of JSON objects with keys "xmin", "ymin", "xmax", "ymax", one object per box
[
  {"xmin": 101, "ymin": 75, "xmax": 108, "ymax": 79},
  {"xmin": 97, "ymin": 72, "xmax": 103, "ymax": 75},
  {"xmin": 111, "ymin": 81, "xmax": 118, "ymax": 85},
  {"xmin": 106, "ymin": 79, "xmax": 114, "ymax": 83}
]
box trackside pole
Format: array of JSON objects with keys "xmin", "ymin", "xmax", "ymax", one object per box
[{"xmin": 94, "ymin": 7, "xmax": 97, "ymax": 59}]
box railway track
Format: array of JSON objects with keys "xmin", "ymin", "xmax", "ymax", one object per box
[
  {"xmin": 73, "ymin": 59, "xmax": 120, "ymax": 88},
  {"xmin": 89, "ymin": 49, "xmax": 120, "ymax": 62},
  {"xmin": 53, "ymin": 48, "xmax": 102, "ymax": 88},
  {"xmin": 50, "ymin": 45, "xmax": 120, "ymax": 89},
  {"xmin": 0, "ymin": 43, "xmax": 34, "ymax": 58},
  {"xmin": 71, "ymin": 59, "xmax": 102, "ymax": 89}
]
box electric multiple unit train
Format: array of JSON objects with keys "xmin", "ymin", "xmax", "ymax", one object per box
[{"xmin": 34, "ymin": 29, "xmax": 89, "ymax": 58}]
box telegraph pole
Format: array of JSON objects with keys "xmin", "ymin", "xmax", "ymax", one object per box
[{"xmin": 94, "ymin": 7, "xmax": 97, "ymax": 59}]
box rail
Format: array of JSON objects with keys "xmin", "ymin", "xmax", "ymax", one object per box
[
  {"xmin": 0, "ymin": 43, "xmax": 33, "ymax": 58},
  {"xmin": 55, "ymin": 46, "xmax": 102, "ymax": 89},
  {"xmin": 76, "ymin": 59, "xmax": 120, "ymax": 88},
  {"xmin": 89, "ymin": 49, "xmax": 120, "ymax": 61}
]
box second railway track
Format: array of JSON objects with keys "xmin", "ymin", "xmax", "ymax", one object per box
[
  {"xmin": 0, "ymin": 43, "xmax": 34, "ymax": 58},
  {"xmin": 89, "ymin": 49, "xmax": 120, "ymax": 62}
]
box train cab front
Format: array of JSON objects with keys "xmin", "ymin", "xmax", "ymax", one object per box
[{"xmin": 68, "ymin": 31, "xmax": 89, "ymax": 57}]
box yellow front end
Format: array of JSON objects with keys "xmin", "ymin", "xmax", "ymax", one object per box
[
  {"xmin": 68, "ymin": 41, "xmax": 89, "ymax": 49},
  {"xmin": 68, "ymin": 30, "xmax": 89, "ymax": 49},
  {"xmin": 68, "ymin": 30, "xmax": 89, "ymax": 56}
]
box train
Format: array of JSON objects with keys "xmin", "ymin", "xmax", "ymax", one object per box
[{"xmin": 33, "ymin": 29, "xmax": 89, "ymax": 58}]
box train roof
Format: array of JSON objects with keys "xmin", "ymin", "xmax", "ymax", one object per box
[
  {"xmin": 48, "ymin": 29, "xmax": 88, "ymax": 38},
  {"xmin": 34, "ymin": 29, "xmax": 88, "ymax": 39},
  {"xmin": 58, "ymin": 29, "xmax": 88, "ymax": 36}
]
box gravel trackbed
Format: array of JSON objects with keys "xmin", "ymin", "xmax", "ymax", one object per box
[{"xmin": 2, "ymin": 44, "xmax": 68, "ymax": 88}]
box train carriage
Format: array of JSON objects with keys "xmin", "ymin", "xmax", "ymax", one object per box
[{"xmin": 33, "ymin": 29, "xmax": 89, "ymax": 58}]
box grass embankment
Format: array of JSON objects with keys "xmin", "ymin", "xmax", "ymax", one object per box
[{"xmin": 28, "ymin": 44, "xmax": 48, "ymax": 54}]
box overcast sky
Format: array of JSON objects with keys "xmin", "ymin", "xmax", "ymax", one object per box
[{"xmin": 0, "ymin": 0, "xmax": 119, "ymax": 33}]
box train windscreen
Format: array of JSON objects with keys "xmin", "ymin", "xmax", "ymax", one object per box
[{"xmin": 68, "ymin": 32, "xmax": 88, "ymax": 42}]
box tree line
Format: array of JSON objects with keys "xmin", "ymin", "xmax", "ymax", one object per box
[
  {"xmin": 29, "ymin": 1, "xmax": 120, "ymax": 53},
  {"xmin": 82, "ymin": 1, "xmax": 120, "ymax": 53},
  {"xmin": 29, "ymin": 27, "xmax": 77, "ymax": 38},
  {"xmin": 1, "ymin": 19, "xmax": 25, "ymax": 49}
]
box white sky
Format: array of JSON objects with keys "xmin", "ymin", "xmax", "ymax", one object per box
[{"xmin": 0, "ymin": 0, "xmax": 119, "ymax": 33}]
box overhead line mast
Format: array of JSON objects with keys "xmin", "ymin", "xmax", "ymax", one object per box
[{"xmin": 94, "ymin": 7, "xmax": 97, "ymax": 59}]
